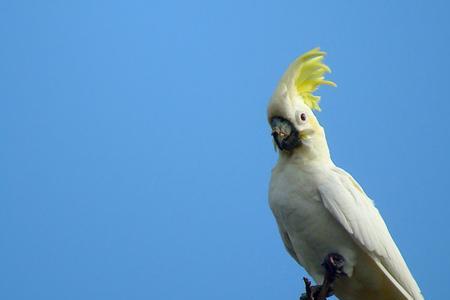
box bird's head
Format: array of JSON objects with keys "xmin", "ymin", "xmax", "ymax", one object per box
[{"xmin": 268, "ymin": 48, "xmax": 336, "ymax": 159}]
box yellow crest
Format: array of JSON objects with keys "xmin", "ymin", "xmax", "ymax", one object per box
[{"xmin": 293, "ymin": 48, "xmax": 336, "ymax": 111}]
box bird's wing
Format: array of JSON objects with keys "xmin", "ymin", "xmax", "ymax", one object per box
[{"xmin": 317, "ymin": 166, "xmax": 423, "ymax": 299}]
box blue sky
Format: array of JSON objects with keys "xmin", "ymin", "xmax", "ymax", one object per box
[{"xmin": 1, "ymin": 1, "xmax": 449, "ymax": 299}]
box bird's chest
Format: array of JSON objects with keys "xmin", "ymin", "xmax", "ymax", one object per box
[
  {"xmin": 269, "ymin": 166, "xmax": 323, "ymax": 229},
  {"xmin": 269, "ymin": 165, "xmax": 356, "ymax": 277}
]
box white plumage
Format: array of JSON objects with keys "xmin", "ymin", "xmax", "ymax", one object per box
[{"xmin": 268, "ymin": 48, "xmax": 423, "ymax": 299}]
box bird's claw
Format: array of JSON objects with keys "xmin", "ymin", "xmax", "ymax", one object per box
[
  {"xmin": 300, "ymin": 277, "xmax": 313, "ymax": 300},
  {"xmin": 300, "ymin": 277, "xmax": 333, "ymax": 300},
  {"xmin": 300, "ymin": 253, "xmax": 346, "ymax": 300}
]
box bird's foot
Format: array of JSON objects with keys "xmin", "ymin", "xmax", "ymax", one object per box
[
  {"xmin": 299, "ymin": 277, "xmax": 333, "ymax": 300},
  {"xmin": 300, "ymin": 253, "xmax": 347, "ymax": 300},
  {"xmin": 321, "ymin": 252, "xmax": 347, "ymax": 280}
]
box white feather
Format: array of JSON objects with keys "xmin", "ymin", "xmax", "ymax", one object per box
[
  {"xmin": 268, "ymin": 48, "xmax": 423, "ymax": 300},
  {"xmin": 318, "ymin": 166, "xmax": 423, "ymax": 299},
  {"xmin": 269, "ymin": 160, "xmax": 424, "ymax": 299}
]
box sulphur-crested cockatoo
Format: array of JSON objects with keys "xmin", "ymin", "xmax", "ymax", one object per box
[{"xmin": 268, "ymin": 48, "xmax": 423, "ymax": 300}]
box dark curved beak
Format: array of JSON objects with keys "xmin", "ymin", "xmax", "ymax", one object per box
[{"xmin": 271, "ymin": 127, "xmax": 301, "ymax": 151}]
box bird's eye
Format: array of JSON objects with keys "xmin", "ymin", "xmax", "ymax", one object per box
[
  {"xmin": 295, "ymin": 112, "xmax": 307, "ymax": 124},
  {"xmin": 300, "ymin": 113, "xmax": 307, "ymax": 121}
]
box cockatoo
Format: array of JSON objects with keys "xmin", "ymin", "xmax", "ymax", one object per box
[{"xmin": 268, "ymin": 48, "xmax": 423, "ymax": 300}]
